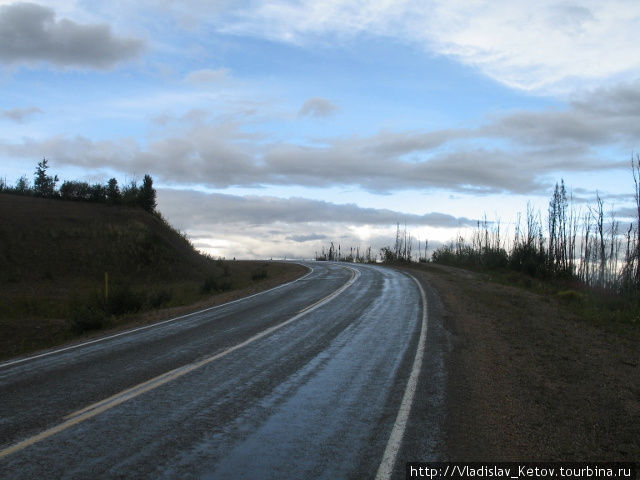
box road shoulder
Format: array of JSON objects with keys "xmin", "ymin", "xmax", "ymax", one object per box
[{"xmin": 402, "ymin": 263, "xmax": 639, "ymax": 461}]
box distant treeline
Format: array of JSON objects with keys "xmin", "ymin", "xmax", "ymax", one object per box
[
  {"xmin": 317, "ymin": 155, "xmax": 640, "ymax": 298},
  {"xmin": 315, "ymin": 243, "xmax": 375, "ymax": 263},
  {"xmin": 0, "ymin": 159, "xmax": 157, "ymax": 213},
  {"xmin": 429, "ymin": 161, "xmax": 640, "ymax": 295}
]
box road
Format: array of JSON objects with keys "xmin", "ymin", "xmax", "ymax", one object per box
[{"xmin": 0, "ymin": 262, "xmax": 443, "ymax": 479}]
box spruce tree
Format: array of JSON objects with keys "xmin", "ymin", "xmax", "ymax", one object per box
[
  {"xmin": 33, "ymin": 158, "xmax": 58, "ymax": 197},
  {"xmin": 138, "ymin": 174, "xmax": 156, "ymax": 213},
  {"xmin": 106, "ymin": 178, "xmax": 121, "ymax": 204}
]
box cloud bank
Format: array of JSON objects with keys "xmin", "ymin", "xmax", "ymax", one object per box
[
  {"xmin": 156, "ymin": 189, "xmax": 468, "ymax": 258},
  {"xmin": 158, "ymin": 189, "xmax": 475, "ymax": 227},
  {"xmin": 2, "ymin": 80, "xmax": 634, "ymax": 195}
]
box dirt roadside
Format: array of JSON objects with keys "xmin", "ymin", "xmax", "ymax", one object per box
[{"xmin": 403, "ymin": 263, "xmax": 639, "ymax": 461}]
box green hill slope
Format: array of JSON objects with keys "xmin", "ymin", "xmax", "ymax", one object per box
[
  {"xmin": 0, "ymin": 193, "xmax": 305, "ymax": 358},
  {"xmin": 1, "ymin": 193, "xmax": 206, "ymax": 282}
]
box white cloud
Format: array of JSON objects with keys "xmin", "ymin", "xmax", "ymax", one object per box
[
  {"xmin": 424, "ymin": 1, "xmax": 640, "ymax": 91},
  {"xmin": 45, "ymin": 1, "xmax": 639, "ymax": 91},
  {"xmin": 198, "ymin": 0, "xmax": 640, "ymax": 93},
  {"xmin": 36, "ymin": 1, "xmax": 639, "ymax": 91}
]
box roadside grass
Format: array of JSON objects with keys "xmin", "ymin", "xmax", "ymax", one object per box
[
  {"xmin": 492, "ymin": 268, "xmax": 640, "ymax": 339},
  {"xmin": 404, "ymin": 261, "xmax": 640, "ymax": 340},
  {"xmin": 0, "ymin": 261, "xmax": 306, "ymax": 360}
]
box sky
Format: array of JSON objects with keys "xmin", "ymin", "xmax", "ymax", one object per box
[{"xmin": 1, "ymin": 1, "xmax": 640, "ymax": 259}]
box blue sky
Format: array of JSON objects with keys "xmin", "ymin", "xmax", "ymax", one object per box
[{"xmin": 1, "ymin": 1, "xmax": 639, "ymax": 258}]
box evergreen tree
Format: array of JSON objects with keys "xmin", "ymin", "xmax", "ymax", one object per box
[
  {"xmin": 121, "ymin": 180, "xmax": 139, "ymax": 206},
  {"xmin": 89, "ymin": 183, "xmax": 107, "ymax": 202},
  {"xmin": 106, "ymin": 178, "xmax": 121, "ymax": 204},
  {"xmin": 137, "ymin": 174, "xmax": 156, "ymax": 213},
  {"xmin": 14, "ymin": 175, "xmax": 31, "ymax": 194},
  {"xmin": 60, "ymin": 180, "xmax": 91, "ymax": 200},
  {"xmin": 33, "ymin": 158, "xmax": 58, "ymax": 197}
]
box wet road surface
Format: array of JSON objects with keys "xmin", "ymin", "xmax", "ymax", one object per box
[{"xmin": 1, "ymin": 262, "xmax": 434, "ymax": 479}]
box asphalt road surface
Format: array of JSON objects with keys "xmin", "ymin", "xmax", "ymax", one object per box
[{"xmin": 1, "ymin": 262, "xmax": 445, "ymax": 479}]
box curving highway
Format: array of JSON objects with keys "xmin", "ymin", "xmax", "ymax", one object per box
[{"xmin": 0, "ymin": 262, "xmax": 438, "ymax": 479}]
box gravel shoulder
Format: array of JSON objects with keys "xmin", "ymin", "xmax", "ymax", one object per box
[{"xmin": 403, "ymin": 263, "xmax": 639, "ymax": 461}]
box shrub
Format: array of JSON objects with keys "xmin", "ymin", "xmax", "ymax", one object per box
[
  {"xmin": 201, "ymin": 269, "xmax": 232, "ymax": 293},
  {"xmin": 556, "ymin": 289, "xmax": 586, "ymax": 304},
  {"xmin": 481, "ymin": 248, "xmax": 509, "ymax": 269},
  {"xmin": 147, "ymin": 288, "xmax": 172, "ymax": 308},
  {"xmin": 252, "ymin": 267, "xmax": 268, "ymax": 281},
  {"xmin": 68, "ymin": 296, "xmax": 109, "ymax": 334},
  {"xmin": 431, "ymin": 245, "xmax": 457, "ymax": 265},
  {"xmin": 106, "ymin": 283, "xmax": 144, "ymax": 315},
  {"xmin": 509, "ymin": 243, "xmax": 548, "ymax": 278},
  {"xmin": 60, "ymin": 180, "xmax": 92, "ymax": 201}
]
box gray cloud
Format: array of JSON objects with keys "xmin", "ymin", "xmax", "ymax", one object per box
[
  {"xmin": 613, "ymin": 206, "xmax": 638, "ymax": 220},
  {"xmin": 0, "ymin": 106, "xmax": 42, "ymax": 122},
  {"xmin": 184, "ymin": 68, "xmax": 230, "ymax": 85},
  {"xmin": 155, "ymin": 189, "xmax": 475, "ymax": 259},
  {"xmin": 286, "ymin": 233, "xmax": 328, "ymax": 243},
  {"xmin": 0, "ymin": 2, "xmax": 144, "ymax": 68},
  {"xmin": 298, "ymin": 97, "xmax": 339, "ymax": 118},
  {"xmin": 481, "ymin": 83, "xmax": 640, "ymax": 148},
  {"xmin": 571, "ymin": 81, "xmax": 640, "ymax": 118},
  {"xmin": 1, "ymin": 81, "xmax": 635, "ymax": 195},
  {"xmin": 157, "ymin": 189, "xmax": 476, "ymax": 228}
]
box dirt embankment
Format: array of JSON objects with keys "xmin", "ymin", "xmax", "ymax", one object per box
[{"xmin": 408, "ymin": 263, "xmax": 639, "ymax": 460}]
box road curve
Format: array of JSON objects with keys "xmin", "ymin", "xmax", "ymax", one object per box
[{"xmin": 1, "ymin": 262, "xmax": 429, "ymax": 479}]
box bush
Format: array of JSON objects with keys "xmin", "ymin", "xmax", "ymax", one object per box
[
  {"xmin": 509, "ymin": 243, "xmax": 548, "ymax": 278},
  {"xmin": 201, "ymin": 268, "xmax": 232, "ymax": 293},
  {"xmin": 431, "ymin": 244, "xmax": 507, "ymax": 269},
  {"xmin": 106, "ymin": 283, "xmax": 144, "ymax": 315},
  {"xmin": 556, "ymin": 289, "xmax": 586, "ymax": 304},
  {"xmin": 68, "ymin": 297, "xmax": 109, "ymax": 334},
  {"xmin": 147, "ymin": 288, "xmax": 172, "ymax": 308},
  {"xmin": 481, "ymin": 248, "xmax": 509, "ymax": 269},
  {"xmin": 68, "ymin": 283, "xmax": 147, "ymax": 333},
  {"xmin": 251, "ymin": 267, "xmax": 268, "ymax": 281},
  {"xmin": 431, "ymin": 245, "xmax": 457, "ymax": 265}
]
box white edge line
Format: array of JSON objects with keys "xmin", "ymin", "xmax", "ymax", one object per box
[
  {"xmin": 0, "ymin": 265, "xmax": 359, "ymax": 459},
  {"xmin": 0, "ymin": 263, "xmax": 314, "ymax": 369},
  {"xmin": 375, "ymin": 272, "xmax": 429, "ymax": 480}
]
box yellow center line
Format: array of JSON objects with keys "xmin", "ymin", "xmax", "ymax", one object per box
[{"xmin": 0, "ymin": 266, "xmax": 358, "ymax": 460}]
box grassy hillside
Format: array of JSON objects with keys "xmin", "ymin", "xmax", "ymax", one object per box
[
  {"xmin": 1, "ymin": 194, "xmax": 204, "ymax": 282},
  {"xmin": 0, "ymin": 194, "xmax": 306, "ymax": 359}
]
